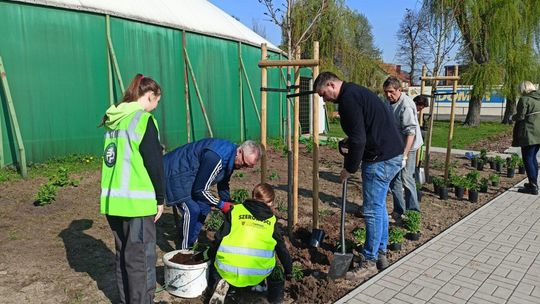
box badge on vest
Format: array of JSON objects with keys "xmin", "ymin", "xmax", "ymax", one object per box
[{"xmin": 104, "ymin": 143, "xmax": 117, "ymax": 167}]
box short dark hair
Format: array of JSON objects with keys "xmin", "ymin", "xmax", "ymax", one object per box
[
  {"xmin": 313, "ymin": 71, "xmax": 341, "ymax": 91},
  {"xmin": 383, "ymin": 76, "xmax": 401, "ymax": 90},
  {"xmin": 413, "ymin": 95, "xmax": 429, "ymax": 107}
]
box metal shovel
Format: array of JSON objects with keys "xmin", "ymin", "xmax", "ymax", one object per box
[{"xmin": 328, "ymin": 178, "xmax": 354, "ymax": 279}]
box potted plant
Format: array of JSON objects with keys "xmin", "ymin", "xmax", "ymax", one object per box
[
  {"xmin": 352, "ymin": 227, "xmax": 366, "ymax": 251},
  {"xmin": 489, "ymin": 173, "xmax": 500, "ymax": 186},
  {"xmin": 432, "ymin": 177, "xmax": 443, "ymax": 194},
  {"xmin": 452, "ymin": 175, "xmax": 465, "ymax": 199},
  {"xmin": 507, "ymin": 163, "xmax": 516, "ymax": 178},
  {"xmin": 466, "ymin": 170, "xmax": 480, "ymax": 184},
  {"xmin": 488, "ymin": 157, "xmax": 496, "ymax": 170},
  {"xmin": 479, "ymin": 178, "xmax": 489, "ymax": 193},
  {"xmin": 471, "ymin": 156, "xmax": 478, "ymax": 168},
  {"xmin": 494, "ymin": 156, "xmax": 504, "ymax": 173},
  {"xmin": 476, "ymin": 158, "xmax": 485, "ymax": 171},
  {"xmin": 388, "ymin": 227, "xmax": 406, "ymax": 251},
  {"xmin": 480, "ymin": 149, "xmax": 488, "ymax": 161},
  {"xmin": 468, "ymin": 182, "xmax": 479, "ymax": 203},
  {"xmin": 438, "ymin": 179, "xmax": 449, "ymax": 200},
  {"xmin": 404, "ymin": 210, "xmax": 421, "ymax": 241},
  {"xmin": 267, "ymin": 265, "xmax": 285, "ymax": 303},
  {"xmin": 518, "ymin": 158, "xmax": 525, "ymax": 174}
]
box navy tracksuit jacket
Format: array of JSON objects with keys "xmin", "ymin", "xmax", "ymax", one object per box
[{"xmin": 163, "ymin": 138, "xmax": 237, "ymax": 249}]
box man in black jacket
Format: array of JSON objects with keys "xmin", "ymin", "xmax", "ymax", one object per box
[{"xmin": 314, "ymin": 72, "xmax": 404, "ymax": 280}]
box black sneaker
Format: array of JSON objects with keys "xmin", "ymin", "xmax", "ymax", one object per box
[
  {"xmin": 518, "ymin": 186, "xmax": 538, "ymax": 195},
  {"xmin": 377, "ymin": 250, "xmax": 389, "ymax": 270}
]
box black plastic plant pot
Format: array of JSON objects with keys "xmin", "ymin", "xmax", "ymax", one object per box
[
  {"xmin": 267, "ymin": 278, "xmax": 285, "ymax": 303},
  {"xmin": 519, "ymin": 166, "xmax": 525, "ymax": 174},
  {"xmin": 492, "ymin": 181, "xmax": 499, "ymax": 187},
  {"xmin": 309, "ymin": 228, "xmax": 325, "ymax": 248},
  {"xmin": 439, "ymin": 186, "xmax": 448, "ymax": 200},
  {"xmin": 507, "ymin": 168, "xmax": 515, "ymax": 178},
  {"xmin": 495, "ymin": 163, "xmax": 502, "ymax": 173},
  {"xmin": 477, "ymin": 162, "xmax": 484, "ymax": 171},
  {"xmin": 406, "ymin": 232, "xmax": 421, "ymax": 241},
  {"xmin": 490, "ymin": 162, "xmax": 496, "ymax": 170},
  {"xmin": 417, "ymin": 190, "xmax": 423, "ymax": 202},
  {"xmin": 433, "ymin": 184, "xmax": 440, "ymax": 194},
  {"xmin": 469, "ymin": 190, "xmax": 479, "ymax": 203},
  {"xmin": 388, "ymin": 242, "xmax": 402, "ymax": 251},
  {"xmin": 455, "ymin": 186, "xmax": 464, "ymax": 199},
  {"xmin": 471, "ymin": 158, "xmax": 478, "ymax": 168},
  {"xmin": 480, "ymin": 186, "xmax": 488, "ymax": 193}
]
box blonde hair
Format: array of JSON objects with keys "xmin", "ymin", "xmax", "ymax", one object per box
[
  {"xmin": 519, "ymin": 81, "xmax": 537, "ymax": 95},
  {"xmin": 252, "ymin": 183, "xmax": 275, "ymax": 206}
]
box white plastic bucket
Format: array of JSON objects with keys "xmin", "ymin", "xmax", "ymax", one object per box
[{"xmin": 163, "ymin": 250, "xmax": 210, "ymax": 298}]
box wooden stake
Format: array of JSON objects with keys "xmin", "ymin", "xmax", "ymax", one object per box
[
  {"xmin": 312, "ymin": 41, "xmax": 320, "ymax": 230},
  {"xmin": 424, "ymin": 77, "xmax": 438, "ymax": 181},
  {"xmin": 259, "ymin": 59, "xmax": 319, "ymax": 68},
  {"xmin": 182, "ymin": 31, "xmax": 191, "ymax": 143},
  {"xmin": 261, "ymin": 43, "xmax": 268, "ymax": 183},
  {"xmin": 293, "ymin": 47, "xmax": 300, "ymax": 226},
  {"xmin": 238, "ymin": 42, "xmax": 244, "ymax": 142},
  {"xmin": 444, "ymin": 66, "xmax": 460, "ymax": 180}
]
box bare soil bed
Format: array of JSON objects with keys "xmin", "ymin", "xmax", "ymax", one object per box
[{"xmin": 0, "ymin": 140, "xmax": 524, "ymax": 303}]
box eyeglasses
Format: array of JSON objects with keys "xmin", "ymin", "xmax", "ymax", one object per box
[{"xmin": 240, "ymin": 150, "xmax": 255, "ymax": 168}]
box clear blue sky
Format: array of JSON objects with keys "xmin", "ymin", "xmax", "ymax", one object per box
[{"xmin": 208, "ymin": 0, "xmax": 421, "ymax": 63}]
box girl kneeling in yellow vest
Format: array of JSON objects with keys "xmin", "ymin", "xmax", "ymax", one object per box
[{"xmin": 208, "ymin": 183, "xmax": 292, "ymax": 304}]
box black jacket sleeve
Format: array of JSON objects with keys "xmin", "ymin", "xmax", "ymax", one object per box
[
  {"xmin": 139, "ymin": 119, "xmax": 165, "ymax": 205},
  {"xmin": 273, "ymin": 224, "xmax": 293, "ymax": 275},
  {"xmin": 339, "ymin": 88, "xmax": 366, "ymax": 173}
]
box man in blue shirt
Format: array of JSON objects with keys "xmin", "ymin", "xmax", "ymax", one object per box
[{"xmin": 163, "ymin": 139, "xmax": 261, "ymax": 250}]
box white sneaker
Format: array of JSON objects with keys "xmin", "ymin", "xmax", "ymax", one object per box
[
  {"xmin": 209, "ymin": 279, "xmax": 229, "ymax": 304},
  {"xmin": 251, "ymin": 283, "xmax": 267, "ymax": 292}
]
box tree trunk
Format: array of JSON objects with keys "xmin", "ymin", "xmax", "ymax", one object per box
[
  {"xmin": 501, "ymin": 95, "xmax": 516, "ymax": 124},
  {"xmin": 463, "ymin": 94, "xmax": 482, "ymax": 126}
]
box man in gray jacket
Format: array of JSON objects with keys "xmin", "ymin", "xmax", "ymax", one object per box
[{"xmin": 383, "ymin": 77, "xmax": 423, "ymax": 222}]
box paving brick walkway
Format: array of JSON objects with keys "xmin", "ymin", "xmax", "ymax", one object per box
[{"xmin": 337, "ymin": 180, "xmax": 540, "ymax": 304}]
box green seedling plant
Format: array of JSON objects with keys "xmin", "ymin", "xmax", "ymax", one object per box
[
  {"xmin": 233, "ymin": 171, "xmax": 245, "ymax": 178},
  {"xmin": 276, "ymin": 200, "xmax": 287, "ymax": 212},
  {"xmin": 318, "ymin": 208, "xmax": 334, "ymax": 217},
  {"xmin": 49, "ymin": 167, "xmax": 79, "ymax": 187},
  {"xmin": 494, "ymin": 155, "xmax": 505, "ymax": 165},
  {"xmin": 292, "ymin": 263, "xmax": 304, "ymax": 280},
  {"xmin": 510, "ymin": 153, "xmax": 520, "ymax": 168},
  {"xmin": 268, "ymin": 171, "xmax": 279, "ymax": 181},
  {"xmin": 480, "ymin": 149, "xmax": 488, "ymax": 160},
  {"xmin": 352, "ymin": 227, "xmax": 366, "ymax": 246},
  {"xmin": 404, "ymin": 210, "xmax": 422, "ymax": 233},
  {"xmin": 336, "ymin": 239, "xmax": 356, "ymax": 253},
  {"xmin": 326, "ymin": 137, "xmax": 339, "ymax": 149},
  {"xmin": 269, "ymin": 265, "xmax": 285, "ymax": 281},
  {"xmin": 268, "ymin": 137, "xmax": 286, "ymax": 153},
  {"xmin": 192, "ymin": 242, "xmax": 211, "ymax": 261},
  {"xmin": 205, "ymin": 210, "xmax": 224, "ymax": 231},
  {"xmin": 231, "ymin": 188, "xmax": 249, "ymax": 203},
  {"xmin": 489, "ymin": 173, "xmax": 500, "ymax": 184},
  {"xmin": 466, "ymin": 170, "xmax": 480, "ymax": 184},
  {"xmin": 35, "ymin": 182, "xmax": 58, "ymax": 205},
  {"xmin": 389, "ymin": 227, "xmax": 406, "ymax": 245}
]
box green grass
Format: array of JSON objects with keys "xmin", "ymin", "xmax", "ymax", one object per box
[
  {"xmin": 0, "ymin": 154, "xmax": 101, "ymax": 183},
  {"xmin": 328, "ymin": 121, "xmax": 511, "ymax": 150}
]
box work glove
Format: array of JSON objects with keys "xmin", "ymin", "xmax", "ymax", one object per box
[
  {"xmin": 217, "ymin": 200, "xmax": 234, "ymax": 213},
  {"xmin": 401, "ymin": 156, "xmax": 407, "ymax": 169}
]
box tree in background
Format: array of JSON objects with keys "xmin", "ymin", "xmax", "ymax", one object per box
[
  {"xmin": 424, "ymin": 0, "xmax": 540, "ymax": 126},
  {"xmin": 396, "ymin": 8, "xmax": 429, "ymax": 86},
  {"xmin": 252, "ymin": 18, "xmax": 268, "ymax": 39},
  {"xmin": 420, "ymin": 1, "xmax": 460, "ymax": 78}
]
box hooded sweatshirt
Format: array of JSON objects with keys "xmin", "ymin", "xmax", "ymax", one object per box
[
  {"xmin": 512, "ymin": 91, "xmax": 540, "ymax": 147},
  {"xmin": 210, "ymin": 199, "xmax": 293, "ymax": 275},
  {"xmin": 104, "ymin": 102, "xmax": 165, "ymax": 204}
]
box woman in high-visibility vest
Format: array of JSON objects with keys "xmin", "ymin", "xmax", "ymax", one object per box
[
  {"xmin": 99, "ymin": 74, "xmax": 165, "ymax": 304},
  {"xmin": 208, "ymin": 183, "xmax": 292, "ymax": 304}
]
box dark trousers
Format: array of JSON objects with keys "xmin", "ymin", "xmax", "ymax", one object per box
[
  {"xmin": 521, "ymin": 144, "xmax": 540, "ymax": 186},
  {"xmin": 107, "ymin": 215, "xmax": 157, "ymax": 304},
  {"xmin": 176, "ymin": 200, "xmax": 211, "ymax": 250}
]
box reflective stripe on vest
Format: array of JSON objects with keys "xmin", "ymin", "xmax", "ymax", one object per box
[
  {"xmin": 100, "ymin": 110, "xmax": 157, "ymax": 216},
  {"xmin": 215, "ymin": 204, "xmax": 276, "ymax": 287}
]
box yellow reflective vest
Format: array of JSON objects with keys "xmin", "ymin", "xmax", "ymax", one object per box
[
  {"xmin": 100, "ymin": 108, "xmax": 158, "ymax": 217},
  {"xmin": 215, "ymin": 204, "xmax": 277, "ymax": 287}
]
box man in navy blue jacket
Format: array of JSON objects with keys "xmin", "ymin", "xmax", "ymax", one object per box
[
  {"xmin": 314, "ymin": 72, "xmax": 404, "ymax": 281},
  {"xmin": 163, "ymin": 139, "xmax": 262, "ymax": 250}
]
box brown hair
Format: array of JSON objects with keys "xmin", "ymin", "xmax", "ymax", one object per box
[
  {"xmin": 99, "ymin": 74, "xmax": 161, "ymax": 127},
  {"xmin": 252, "ymin": 183, "xmax": 275, "ymax": 206}
]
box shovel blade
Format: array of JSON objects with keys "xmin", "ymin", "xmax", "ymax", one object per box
[{"xmin": 328, "ymin": 252, "xmax": 354, "ymax": 279}]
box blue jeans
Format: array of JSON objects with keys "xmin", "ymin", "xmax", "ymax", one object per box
[
  {"xmin": 361, "ymin": 154, "xmax": 403, "ymax": 261},
  {"xmin": 390, "ymin": 150, "xmax": 420, "ymax": 215},
  {"xmin": 521, "ymin": 144, "xmax": 540, "ymax": 186}
]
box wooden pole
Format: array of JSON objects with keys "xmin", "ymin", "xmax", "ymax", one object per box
[
  {"xmin": 184, "ymin": 48, "xmax": 214, "ymax": 137},
  {"xmin": 293, "ymin": 47, "xmax": 300, "ymax": 226},
  {"xmin": 279, "ymin": 54, "xmax": 283, "ymax": 139},
  {"xmin": 444, "ymin": 65, "xmax": 459, "ymax": 180},
  {"xmin": 424, "ymin": 77, "xmax": 438, "ymax": 181},
  {"xmin": 182, "ymin": 31, "xmax": 191, "ymax": 143},
  {"xmin": 107, "ymin": 43, "xmax": 114, "ymax": 105},
  {"xmin": 259, "ymin": 59, "xmax": 319, "ymax": 68},
  {"xmin": 106, "ymin": 15, "xmax": 124, "ymax": 94},
  {"xmin": 312, "ymin": 41, "xmax": 320, "ymax": 230},
  {"xmin": 239, "ymin": 42, "xmax": 244, "ymax": 142},
  {"xmin": 0, "ymin": 56, "xmax": 27, "ymax": 177},
  {"xmin": 261, "ymin": 43, "xmax": 268, "ymax": 183},
  {"xmin": 417, "ymin": 66, "xmax": 427, "ymax": 167}
]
